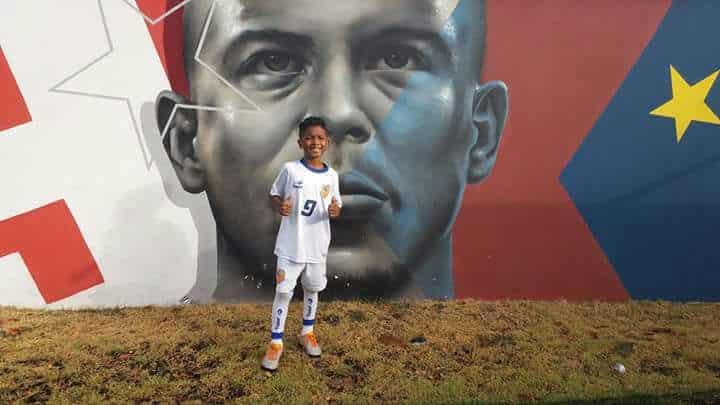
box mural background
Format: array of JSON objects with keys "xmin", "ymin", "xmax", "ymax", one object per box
[{"xmin": 1, "ymin": 0, "xmax": 717, "ymax": 308}]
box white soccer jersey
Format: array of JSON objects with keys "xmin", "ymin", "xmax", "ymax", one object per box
[{"xmin": 270, "ymin": 160, "xmax": 342, "ymax": 263}]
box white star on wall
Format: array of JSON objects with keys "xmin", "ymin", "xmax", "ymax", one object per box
[{"xmin": 49, "ymin": 0, "xmax": 260, "ymax": 169}]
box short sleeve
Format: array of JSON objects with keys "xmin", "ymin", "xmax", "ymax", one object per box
[
  {"xmin": 270, "ymin": 165, "xmax": 289, "ymax": 198},
  {"xmin": 332, "ymin": 172, "xmax": 342, "ymax": 207}
]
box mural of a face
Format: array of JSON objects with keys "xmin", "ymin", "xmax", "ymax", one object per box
[{"xmin": 157, "ymin": 0, "xmax": 508, "ymax": 300}]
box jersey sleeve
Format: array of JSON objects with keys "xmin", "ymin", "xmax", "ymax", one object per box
[
  {"xmin": 269, "ymin": 165, "xmax": 289, "ymax": 198},
  {"xmin": 332, "ymin": 171, "xmax": 342, "ymax": 207}
]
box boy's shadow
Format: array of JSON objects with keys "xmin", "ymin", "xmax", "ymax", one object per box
[{"xmin": 140, "ymin": 102, "xmax": 217, "ymax": 303}]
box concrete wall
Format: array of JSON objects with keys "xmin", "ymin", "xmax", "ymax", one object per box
[{"xmin": 1, "ymin": 0, "xmax": 716, "ymax": 308}]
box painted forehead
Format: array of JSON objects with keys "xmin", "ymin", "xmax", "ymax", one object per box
[
  {"xmin": 184, "ymin": 0, "xmax": 481, "ymax": 44},
  {"xmin": 232, "ymin": 0, "xmax": 462, "ymax": 22}
]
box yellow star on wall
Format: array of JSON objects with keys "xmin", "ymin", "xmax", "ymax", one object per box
[{"xmin": 650, "ymin": 65, "xmax": 720, "ymax": 142}]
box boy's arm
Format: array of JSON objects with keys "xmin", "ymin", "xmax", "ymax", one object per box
[
  {"xmin": 269, "ymin": 166, "xmax": 292, "ymax": 216},
  {"xmin": 269, "ymin": 195, "xmax": 282, "ymax": 211},
  {"xmin": 333, "ymin": 172, "xmax": 343, "ymax": 208},
  {"xmin": 329, "ymin": 173, "xmax": 342, "ymax": 218},
  {"xmin": 270, "ymin": 195, "xmax": 293, "ymax": 216}
]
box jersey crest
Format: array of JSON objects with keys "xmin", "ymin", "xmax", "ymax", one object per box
[{"xmin": 321, "ymin": 185, "xmax": 331, "ymax": 199}]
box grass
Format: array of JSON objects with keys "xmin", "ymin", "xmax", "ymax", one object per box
[{"xmin": 1, "ymin": 300, "xmax": 719, "ymax": 404}]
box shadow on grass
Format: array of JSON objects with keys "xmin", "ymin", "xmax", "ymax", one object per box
[{"xmin": 539, "ymin": 389, "xmax": 720, "ymax": 404}]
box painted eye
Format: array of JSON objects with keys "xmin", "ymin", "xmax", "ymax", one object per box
[
  {"xmin": 241, "ymin": 50, "xmax": 305, "ymax": 75},
  {"xmin": 233, "ymin": 50, "xmax": 307, "ymax": 91},
  {"xmin": 262, "ymin": 52, "xmax": 291, "ymax": 72},
  {"xmin": 383, "ymin": 50, "xmax": 410, "ymax": 69},
  {"xmin": 366, "ymin": 45, "xmax": 428, "ymax": 71}
]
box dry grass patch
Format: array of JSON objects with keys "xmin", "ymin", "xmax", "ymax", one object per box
[{"xmin": 0, "ymin": 300, "xmax": 719, "ymax": 403}]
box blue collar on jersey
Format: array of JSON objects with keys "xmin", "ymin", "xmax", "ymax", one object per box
[{"xmin": 300, "ymin": 158, "xmax": 329, "ymax": 173}]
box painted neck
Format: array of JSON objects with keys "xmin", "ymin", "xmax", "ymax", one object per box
[
  {"xmin": 402, "ymin": 234, "xmax": 454, "ymax": 299},
  {"xmin": 214, "ymin": 231, "xmax": 275, "ymax": 302}
]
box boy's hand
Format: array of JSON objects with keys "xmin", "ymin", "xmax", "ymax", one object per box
[
  {"xmin": 279, "ymin": 197, "xmax": 292, "ymax": 216},
  {"xmin": 329, "ymin": 197, "xmax": 341, "ymax": 218}
]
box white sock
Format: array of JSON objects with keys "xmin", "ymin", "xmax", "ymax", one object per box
[
  {"xmin": 301, "ymin": 288, "xmax": 318, "ymax": 335},
  {"xmin": 270, "ymin": 291, "xmax": 292, "ymax": 344}
]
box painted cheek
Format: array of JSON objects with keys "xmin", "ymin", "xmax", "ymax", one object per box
[
  {"xmin": 209, "ymin": 110, "xmax": 302, "ymax": 170},
  {"xmin": 370, "ymin": 73, "xmax": 467, "ymax": 258},
  {"xmin": 378, "ymin": 73, "xmax": 457, "ymax": 155}
]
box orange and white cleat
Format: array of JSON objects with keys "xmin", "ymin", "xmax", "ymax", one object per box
[
  {"xmin": 298, "ymin": 332, "xmax": 322, "ymax": 357},
  {"xmin": 261, "ymin": 342, "xmax": 283, "ymax": 371}
]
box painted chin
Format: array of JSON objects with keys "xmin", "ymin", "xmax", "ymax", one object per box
[
  {"xmin": 328, "ymin": 215, "xmax": 403, "ymax": 280},
  {"xmin": 326, "ymin": 244, "xmax": 398, "ymax": 279}
]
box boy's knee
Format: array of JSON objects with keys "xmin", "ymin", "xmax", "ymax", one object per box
[
  {"xmin": 274, "ymin": 290, "xmax": 293, "ymax": 302},
  {"xmin": 276, "ymin": 279, "xmax": 297, "ymax": 295},
  {"xmin": 302, "ymin": 276, "xmax": 327, "ymax": 293},
  {"xmin": 275, "ymin": 266, "xmax": 297, "ymax": 294}
]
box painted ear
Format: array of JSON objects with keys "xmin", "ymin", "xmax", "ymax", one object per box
[
  {"xmin": 467, "ymin": 81, "xmax": 509, "ymax": 184},
  {"xmin": 156, "ymin": 90, "xmax": 206, "ymax": 193}
]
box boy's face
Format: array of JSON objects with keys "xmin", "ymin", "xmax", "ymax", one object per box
[
  {"xmin": 298, "ymin": 125, "xmax": 329, "ymax": 160},
  {"xmin": 161, "ymin": 0, "xmax": 506, "ymax": 295}
]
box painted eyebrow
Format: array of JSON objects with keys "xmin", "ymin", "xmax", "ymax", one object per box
[
  {"xmin": 226, "ymin": 29, "xmax": 317, "ymax": 51},
  {"xmin": 351, "ymin": 26, "xmax": 452, "ymax": 58}
]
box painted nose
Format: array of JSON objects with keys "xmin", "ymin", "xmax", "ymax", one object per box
[{"xmin": 309, "ymin": 53, "xmax": 371, "ymax": 145}]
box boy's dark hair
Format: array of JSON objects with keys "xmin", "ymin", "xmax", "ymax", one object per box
[{"xmin": 299, "ymin": 116, "xmax": 327, "ymax": 137}]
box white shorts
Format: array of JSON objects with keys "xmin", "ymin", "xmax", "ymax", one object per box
[{"xmin": 275, "ymin": 257, "xmax": 327, "ymax": 294}]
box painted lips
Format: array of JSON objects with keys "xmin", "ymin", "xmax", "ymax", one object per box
[{"xmin": 337, "ymin": 172, "xmax": 389, "ymax": 219}]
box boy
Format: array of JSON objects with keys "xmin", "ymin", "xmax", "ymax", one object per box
[{"xmin": 262, "ymin": 116, "xmax": 342, "ymax": 371}]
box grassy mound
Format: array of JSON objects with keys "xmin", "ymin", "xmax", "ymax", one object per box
[{"xmin": 1, "ymin": 300, "xmax": 719, "ymax": 403}]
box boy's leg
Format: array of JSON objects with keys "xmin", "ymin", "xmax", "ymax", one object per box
[
  {"xmin": 301, "ymin": 261, "xmax": 327, "ymax": 333},
  {"xmin": 270, "ymin": 257, "xmax": 304, "ymax": 342},
  {"xmin": 301, "ymin": 289, "xmax": 318, "ymax": 336},
  {"xmin": 262, "ymin": 257, "xmax": 302, "ymax": 371},
  {"xmin": 270, "ymin": 292, "xmax": 292, "ymax": 343},
  {"xmin": 298, "ymin": 262, "xmax": 327, "ymax": 357}
]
